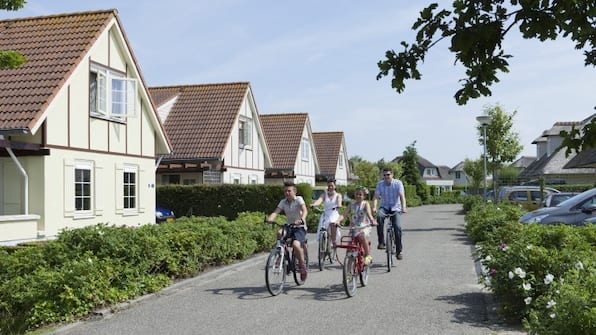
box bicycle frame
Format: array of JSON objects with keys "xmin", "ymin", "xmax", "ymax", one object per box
[
  {"xmin": 335, "ymin": 224, "xmax": 370, "ymax": 297},
  {"xmin": 265, "ymin": 221, "xmax": 308, "ymax": 296},
  {"xmin": 379, "ymin": 210, "xmax": 397, "ymax": 272},
  {"xmin": 313, "ymin": 207, "xmax": 337, "ymax": 270}
]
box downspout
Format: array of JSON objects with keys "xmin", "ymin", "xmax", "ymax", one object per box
[
  {"xmin": 155, "ymin": 155, "xmax": 163, "ymax": 171},
  {"xmin": 6, "ymin": 147, "xmax": 29, "ymax": 215}
]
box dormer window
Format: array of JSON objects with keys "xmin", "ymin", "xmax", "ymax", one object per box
[{"xmin": 90, "ymin": 63, "xmax": 137, "ymax": 120}]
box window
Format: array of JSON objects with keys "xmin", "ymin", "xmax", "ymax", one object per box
[
  {"xmin": 74, "ymin": 162, "xmax": 92, "ymax": 212},
  {"xmin": 338, "ymin": 152, "xmax": 344, "ymax": 169},
  {"xmin": 90, "ymin": 64, "xmax": 137, "ymax": 119},
  {"xmin": 249, "ymin": 175, "xmax": 258, "ymax": 184},
  {"xmin": 455, "ymin": 171, "xmax": 461, "ymax": 179},
  {"xmin": 239, "ymin": 118, "xmax": 252, "ymax": 148},
  {"xmin": 123, "ymin": 166, "xmax": 137, "ymax": 210},
  {"xmin": 161, "ymin": 174, "xmax": 180, "ymax": 184},
  {"xmin": 301, "ymin": 138, "xmax": 310, "ymax": 161},
  {"xmin": 232, "ymin": 174, "xmax": 241, "ymax": 184}
]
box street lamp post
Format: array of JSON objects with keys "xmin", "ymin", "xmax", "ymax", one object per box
[{"xmin": 476, "ymin": 115, "xmax": 491, "ymax": 204}]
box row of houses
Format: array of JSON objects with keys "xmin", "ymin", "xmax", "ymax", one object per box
[
  {"xmin": 0, "ymin": 10, "xmax": 350, "ymax": 245},
  {"xmin": 449, "ymin": 113, "xmax": 596, "ymax": 188}
]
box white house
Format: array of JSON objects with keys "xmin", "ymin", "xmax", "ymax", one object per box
[
  {"xmin": 0, "ymin": 10, "xmax": 171, "ymax": 244},
  {"xmin": 260, "ymin": 113, "xmax": 319, "ymax": 186},
  {"xmin": 150, "ymin": 82, "xmax": 272, "ymax": 185}
]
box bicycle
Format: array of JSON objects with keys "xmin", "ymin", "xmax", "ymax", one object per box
[
  {"xmin": 311, "ymin": 206, "xmax": 337, "ymax": 271},
  {"xmin": 335, "ymin": 223, "xmax": 371, "ymax": 297},
  {"xmin": 379, "ymin": 210, "xmax": 398, "ymax": 272},
  {"xmin": 264, "ymin": 220, "xmax": 309, "ymax": 296}
]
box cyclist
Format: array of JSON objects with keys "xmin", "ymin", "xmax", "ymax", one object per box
[
  {"xmin": 372, "ymin": 167, "xmax": 407, "ymax": 259},
  {"xmin": 331, "ymin": 186, "xmax": 377, "ymax": 265},
  {"xmin": 310, "ymin": 178, "xmax": 343, "ymax": 244},
  {"xmin": 267, "ymin": 181, "xmax": 309, "ymax": 281}
]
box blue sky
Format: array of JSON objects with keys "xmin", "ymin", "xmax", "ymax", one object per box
[{"xmin": 2, "ymin": 1, "xmax": 595, "ymax": 168}]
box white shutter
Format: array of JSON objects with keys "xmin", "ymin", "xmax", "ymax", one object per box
[
  {"xmin": 94, "ymin": 162, "xmax": 104, "ymax": 216},
  {"xmin": 63, "ymin": 159, "xmax": 75, "ymax": 217},
  {"xmin": 125, "ymin": 78, "xmax": 137, "ymax": 117},
  {"xmin": 115, "ymin": 163, "xmax": 124, "ymax": 214},
  {"xmin": 97, "ymin": 71, "xmax": 107, "ymax": 116}
]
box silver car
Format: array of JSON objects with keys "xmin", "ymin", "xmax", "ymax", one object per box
[{"xmin": 519, "ymin": 188, "xmax": 596, "ymax": 226}]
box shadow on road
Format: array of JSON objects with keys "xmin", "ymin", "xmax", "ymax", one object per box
[{"xmin": 204, "ymin": 283, "xmax": 354, "ymax": 302}]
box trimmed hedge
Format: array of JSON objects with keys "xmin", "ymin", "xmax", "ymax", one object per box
[{"xmin": 0, "ymin": 212, "xmax": 276, "ymax": 334}]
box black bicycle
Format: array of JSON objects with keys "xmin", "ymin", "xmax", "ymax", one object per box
[
  {"xmin": 379, "ymin": 210, "xmax": 398, "ymax": 272},
  {"xmin": 264, "ymin": 220, "xmax": 309, "ymax": 296},
  {"xmin": 311, "ymin": 206, "xmax": 337, "ymax": 271}
]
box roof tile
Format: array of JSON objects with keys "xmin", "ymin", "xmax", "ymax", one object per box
[
  {"xmin": 260, "ymin": 113, "xmax": 308, "ymax": 169},
  {"xmin": 0, "ymin": 10, "xmax": 115, "ymax": 131},
  {"xmin": 149, "ymin": 83, "xmax": 250, "ymax": 160}
]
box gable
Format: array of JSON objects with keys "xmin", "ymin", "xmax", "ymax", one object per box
[
  {"xmin": 0, "ymin": 10, "xmax": 170, "ymax": 154},
  {"xmin": 260, "ymin": 113, "xmax": 308, "ymax": 169},
  {"xmin": 313, "ymin": 131, "xmax": 343, "ymax": 175},
  {"xmin": 149, "ymin": 82, "xmax": 252, "ymax": 160}
]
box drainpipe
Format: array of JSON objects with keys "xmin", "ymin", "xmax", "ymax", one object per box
[
  {"xmin": 155, "ymin": 155, "xmax": 163, "ymax": 171},
  {"xmin": 6, "ymin": 147, "xmax": 29, "ymax": 215}
]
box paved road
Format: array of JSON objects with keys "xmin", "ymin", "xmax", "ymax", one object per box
[{"xmin": 52, "ymin": 204, "xmax": 526, "ymax": 335}]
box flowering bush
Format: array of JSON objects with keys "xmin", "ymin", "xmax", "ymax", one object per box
[{"xmin": 476, "ymin": 220, "xmax": 595, "ymax": 334}]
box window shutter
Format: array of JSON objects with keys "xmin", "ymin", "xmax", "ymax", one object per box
[
  {"xmin": 94, "ymin": 162, "xmax": 104, "ymax": 216},
  {"xmin": 115, "ymin": 163, "xmax": 124, "ymax": 214},
  {"xmin": 97, "ymin": 71, "xmax": 107, "ymax": 115},
  {"xmin": 63, "ymin": 159, "xmax": 75, "ymax": 217},
  {"xmin": 125, "ymin": 78, "xmax": 137, "ymax": 117},
  {"xmin": 138, "ymin": 166, "xmax": 146, "ymax": 213}
]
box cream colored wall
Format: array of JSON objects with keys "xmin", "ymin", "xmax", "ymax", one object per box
[
  {"xmin": 334, "ymin": 144, "xmax": 349, "ymax": 186},
  {"xmin": 41, "ymin": 148, "xmax": 156, "ymax": 237},
  {"xmin": 0, "ymin": 19, "xmax": 167, "ymax": 243},
  {"xmin": 294, "ymin": 126, "xmax": 315, "ymax": 186},
  {"xmin": 222, "ymin": 94, "xmax": 266, "ymax": 184}
]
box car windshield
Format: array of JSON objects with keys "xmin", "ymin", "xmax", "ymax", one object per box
[{"xmin": 555, "ymin": 189, "xmax": 595, "ymax": 207}]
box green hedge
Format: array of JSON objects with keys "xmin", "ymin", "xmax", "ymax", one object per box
[
  {"xmin": 465, "ymin": 201, "xmax": 595, "ymax": 334},
  {"xmin": 0, "ymin": 212, "xmax": 276, "ymax": 334}
]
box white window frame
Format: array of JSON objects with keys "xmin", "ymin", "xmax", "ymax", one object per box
[
  {"xmin": 238, "ymin": 117, "xmax": 253, "ymax": 149},
  {"xmin": 301, "ymin": 138, "xmax": 310, "ymax": 162},
  {"xmin": 123, "ymin": 165, "xmax": 138, "ymax": 214},
  {"xmin": 74, "ymin": 161, "xmax": 93, "ymax": 217},
  {"xmin": 90, "ymin": 64, "xmax": 137, "ymax": 120},
  {"xmin": 338, "ymin": 152, "xmax": 344, "ymax": 169}
]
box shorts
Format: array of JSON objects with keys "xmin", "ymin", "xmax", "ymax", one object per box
[
  {"xmin": 352, "ymin": 226, "xmax": 371, "ymax": 238},
  {"xmin": 283, "ymin": 225, "xmax": 307, "ymax": 243}
]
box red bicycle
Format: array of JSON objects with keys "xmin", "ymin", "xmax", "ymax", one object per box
[{"xmin": 335, "ymin": 224, "xmax": 371, "ymax": 297}]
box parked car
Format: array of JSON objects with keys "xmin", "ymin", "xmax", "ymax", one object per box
[
  {"xmin": 156, "ymin": 206, "xmax": 175, "ymax": 223},
  {"xmin": 583, "ymin": 216, "xmax": 596, "ymax": 225},
  {"xmin": 521, "ymin": 178, "xmax": 566, "ymax": 186},
  {"xmin": 541, "ymin": 192, "xmax": 580, "ymax": 207},
  {"xmin": 519, "ymin": 188, "xmax": 596, "ymax": 226},
  {"xmin": 498, "ymin": 186, "xmax": 560, "ymax": 210}
]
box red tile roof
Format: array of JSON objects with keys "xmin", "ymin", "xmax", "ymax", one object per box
[
  {"xmin": 149, "ymin": 82, "xmax": 250, "ymax": 160},
  {"xmin": 260, "ymin": 113, "xmax": 308, "ymax": 169},
  {"xmin": 0, "ymin": 10, "xmax": 116, "ymax": 132},
  {"xmin": 313, "ymin": 131, "xmax": 344, "ymax": 175}
]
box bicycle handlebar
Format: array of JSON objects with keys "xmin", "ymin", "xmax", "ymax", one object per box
[
  {"xmin": 336, "ymin": 223, "xmax": 372, "ymax": 230},
  {"xmin": 264, "ymin": 219, "xmax": 305, "ymax": 229}
]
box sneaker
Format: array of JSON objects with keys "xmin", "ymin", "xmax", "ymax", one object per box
[
  {"xmin": 377, "ymin": 243, "xmax": 386, "ymax": 250},
  {"xmin": 300, "ymin": 265, "xmax": 307, "ymax": 281},
  {"xmin": 364, "ymin": 255, "xmax": 373, "ymax": 265},
  {"xmin": 396, "ymin": 253, "xmax": 403, "ymax": 260}
]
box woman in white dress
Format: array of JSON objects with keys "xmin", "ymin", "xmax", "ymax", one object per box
[{"xmin": 310, "ymin": 179, "xmax": 343, "ymax": 243}]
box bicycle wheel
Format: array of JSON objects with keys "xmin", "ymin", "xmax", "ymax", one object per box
[
  {"xmin": 328, "ymin": 236, "xmax": 336, "ymax": 264},
  {"xmin": 265, "ymin": 249, "xmax": 285, "ymax": 296},
  {"xmin": 360, "ymin": 258, "xmax": 369, "ymax": 286},
  {"xmin": 292, "ymin": 249, "xmax": 307, "ymax": 286},
  {"xmin": 386, "ymin": 230, "xmax": 393, "ymax": 272},
  {"xmin": 343, "ymin": 255, "xmax": 357, "ymax": 297},
  {"xmin": 318, "ymin": 231, "xmax": 327, "ymax": 271}
]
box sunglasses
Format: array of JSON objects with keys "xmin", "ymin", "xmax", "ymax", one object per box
[{"xmin": 383, "ymin": 174, "xmax": 391, "ymax": 176}]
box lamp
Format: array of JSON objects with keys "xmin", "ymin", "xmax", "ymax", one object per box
[{"xmin": 476, "ymin": 115, "xmax": 491, "ymax": 204}]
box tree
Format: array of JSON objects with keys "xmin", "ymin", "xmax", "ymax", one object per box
[
  {"xmin": 0, "ymin": 0, "xmax": 27, "ymax": 69},
  {"xmin": 463, "ymin": 157, "xmax": 484, "ymax": 194},
  {"xmin": 350, "ymin": 156, "xmax": 379, "ymax": 190},
  {"xmin": 479, "ymin": 104, "xmax": 523, "ymax": 194},
  {"xmin": 401, "ymin": 141, "xmax": 428, "ymax": 201},
  {"xmin": 377, "ymin": 0, "xmax": 596, "ymax": 152}
]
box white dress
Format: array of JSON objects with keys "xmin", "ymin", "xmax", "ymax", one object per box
[{"xmin": 316, "ymin": 192, "xmax": 341, "ymax": 242}]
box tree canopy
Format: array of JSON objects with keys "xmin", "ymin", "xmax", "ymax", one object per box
[
  {"xmin": 0, "ymin": 0, "xmax": 27, "ymax": 69},
  {"xmin": 377, "ymin": 0, "xmax": 595, "ymax": 152}
]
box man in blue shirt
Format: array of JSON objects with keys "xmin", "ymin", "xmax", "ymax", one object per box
[{"xmin": 372, "ymin": 167, "xmax": 407, "ymax": 259}]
